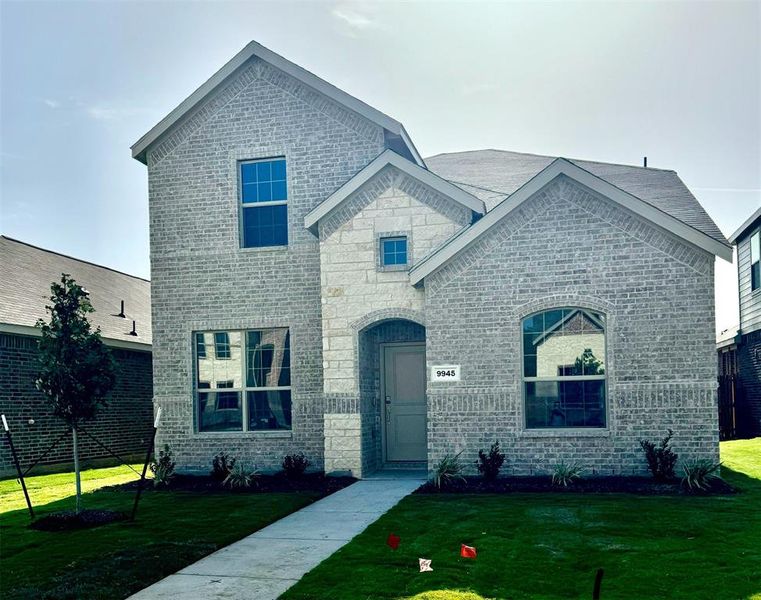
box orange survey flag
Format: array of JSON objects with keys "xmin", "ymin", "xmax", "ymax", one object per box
[{"xmin": 460, "ymin": 544, "xmax": 477, "ymax": 559}]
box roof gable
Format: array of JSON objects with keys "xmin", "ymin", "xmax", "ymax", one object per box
[
  {"xmin": 132, "ymin": 41, "xmax": 423, "ymax": 166},
  {"xmin": 304, "ymin": 150, "xmax": 485, "ymax": 235},
  {"xmin": 426, "ymin": 149, "xmax": 728, "ymax": 246},
  {"xmin": 410, "ymin": 158, "xmax": 733, "ymax": 285}
]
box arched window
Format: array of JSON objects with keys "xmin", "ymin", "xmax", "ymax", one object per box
[{"xmin": 522, "ymin": 308, "xmax": 607, "ymax": 429}]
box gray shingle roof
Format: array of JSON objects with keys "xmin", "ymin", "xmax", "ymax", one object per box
[
  {"xmin": 0, "ymin": 237, "xmax": 151, "ymax": 347},
  {"xmin": 426, "ymin": 149, "xmax": 728, "ymax": 245}
]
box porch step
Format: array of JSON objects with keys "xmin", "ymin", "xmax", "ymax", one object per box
[{"xmin": 382, "ymin": 461, "xmax": 427, "ymax": 471}]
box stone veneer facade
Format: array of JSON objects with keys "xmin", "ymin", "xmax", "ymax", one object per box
[
  {"xmin": 318, "ymin": 165, "xmax": 470, "ymax": 475},
  {"xmin": 144, "ymin": 51, "xmax": 719, "ymax": 478}
]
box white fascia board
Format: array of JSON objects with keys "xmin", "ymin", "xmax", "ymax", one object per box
[
  {"xmin": 304, "ymin": 150, "xmax": 484, "ymax": 233},
  {"xmin": 399, "ymin": 125, "xmax": 426, "ymax": 168},
  {"xmin": 728, "ymin": 205, "xmax": 761, "ymax": 244},
  {"xmin": 0, "ymin": 322, "xmax": 152, "ymax": 353},
  {"xmin": 131, "ymin": 40, "xmax": 422, "ymax": 166},
  {"xmin": 410, "ymin": 158, "xmax": 733, "ymax": 286}
]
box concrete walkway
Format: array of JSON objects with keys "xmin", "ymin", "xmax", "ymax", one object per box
[{"xmin": 129, "ymin": 472, "xmax": 425, "ymax": 600}]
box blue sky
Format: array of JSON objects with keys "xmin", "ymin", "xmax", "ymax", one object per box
[{"xmin": 1, "ymin": 0, "xmax": 759, "ymax": 334}]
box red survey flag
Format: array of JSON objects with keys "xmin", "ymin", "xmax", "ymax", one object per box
[
  {"xmin": 460, "ymin": 544, "xmax": 477, "ymax": 559},
  {"xmin": 386, "ymin": 533, "xmax": 400, "ymax": 550}
]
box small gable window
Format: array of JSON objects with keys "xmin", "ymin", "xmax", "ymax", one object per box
[
  {"xmin": 380, "ymin": 236, "xmax": 408, "ymax": 268},
  {"xmin": 240, "ymin": 158, "xmax": 288, "ymax": 248},
  {"xmin": 751, "ymin": 231, "xmax": 760, "ymax": 292}
]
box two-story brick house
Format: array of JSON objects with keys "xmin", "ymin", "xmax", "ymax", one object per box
[{"xmin": 133, "ymin": 41, "xmax": 732, "ymax": 477}]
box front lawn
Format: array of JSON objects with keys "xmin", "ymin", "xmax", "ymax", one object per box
[
  {"xmin": 0, "ymin": 463, "xmax": 144, "ymax": 513},
  {"xmin": 0, "ymin": 467, "xmax": 324, "ymax": 599},
  {"xmin": 283, "ymin": 438, "xmax": 761, "ymax": 600}
]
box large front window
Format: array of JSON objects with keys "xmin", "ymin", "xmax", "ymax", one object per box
[
  {"xmin": 240, "ymin": 158, "xmax": 288, "ymax": 248},
  {"xmin": 194, "ymin": 329, "xmax": 291, "ymax": 432},
  {"xmin": 522, "ymin": 308, "xmax": 606, "ymax": 429}
]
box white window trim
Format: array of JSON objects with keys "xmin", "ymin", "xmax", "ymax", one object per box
[{"xmin": 194, "ymin": 328, "xmax": 292, "ymax": 433}]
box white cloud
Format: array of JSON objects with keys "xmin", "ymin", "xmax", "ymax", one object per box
[
  {"xmin": 331, "ymin": 3, "xmax": 383, "ymax": 37},
  {"xmin": 332, "ymin": 7, "xmax": 373, "ymax": 29},
  {"xmin": 43, "ymin": 98, "xmax": 60, "ymax": 108}
]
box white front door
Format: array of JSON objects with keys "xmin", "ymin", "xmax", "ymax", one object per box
[{"xmin": 383, "ymin": 344, "xmax": 427, "ymax": 462}]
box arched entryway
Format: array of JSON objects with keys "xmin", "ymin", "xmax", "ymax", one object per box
[{"xmin": 357, "ymin": 318, "xmax": 427, "ymax": 473}]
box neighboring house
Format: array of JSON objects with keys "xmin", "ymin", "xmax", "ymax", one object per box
[
  {"xmin": 0, "ymin": 236, "xmax": 153, "ymax": 476},
  {"xmin": 718, "ymin": 208, "xmax": 761, "ymax": 438},
  {"xmin": 132, "ymin": 41, "xmax": 732, "ymax": 478}
]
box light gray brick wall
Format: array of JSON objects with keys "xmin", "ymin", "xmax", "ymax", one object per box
[
  {"xmin": 425, "ymin": 175, "xmax": 719, "ymax": 476},
  {"xmin": 147, "ymin": 56, "xmax": 386, "ymax": 473}
]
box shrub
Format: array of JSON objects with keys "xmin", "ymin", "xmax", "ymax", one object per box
[
  {"xmin": 477, "ymin": 441, "xmax": 505, "ymax": 481},
  {"xmin": 639, "ymin": 429, "xmax": 679, "ymax": 481},
  {"xmin": 150, "ymin": 444, "xmax": 176, "ymax": 487},
  {"xmin": 682, "ymin": 460, "xmax": 722, "ymax": 491},
  {"xmin": 432, "ymin": 451, "xmax": 466, "ymax": 489},
  {"xmin": 211, "ymin": 452, "xmax": 236, "ymax": 482},
  {"xmin": 551, "ymin": 461, "xmax": 583, "ymax": 487},
  {"xmin": 282, "ymin": 452, "xmax": 311, "ymax": 479},
  {"xmin": 223, "ymin": 463, "xmax": 259, "ymax": 489}
]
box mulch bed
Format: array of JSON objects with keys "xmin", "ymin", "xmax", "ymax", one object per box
[
  {"xmin": 115, "ymin": 472, "xmax": 356, "ymax": 495},
  {"xmin": 30, "ymin": 509, "xmax": 128, "ymax": 531},
  {"xmin": 416, "ymin": 476, "xmax": 736, "ymax": 496}
]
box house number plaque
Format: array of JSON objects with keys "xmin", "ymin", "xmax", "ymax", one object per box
[{"xmin": 431, "ymin": 365, "xmax": 460, "ymax": 382}]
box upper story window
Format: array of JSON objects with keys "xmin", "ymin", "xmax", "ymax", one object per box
[
  {"xmin": 194, "ymin": 328, "xmax": 291, "ymax": 432},
  {"xmin": 522, "ymin": 308, "xmax": 607, "ymax": 429},
  {"xmin": 380, "ymin": 236, "xmax": 408, "ymax": 268},
  {"xmin": 751, "ymin": 231, "xmax": 760, "ymax": 292},
  {"xmin": 240, "ymin": 158, "xmax": 288, "ymax": 248}
]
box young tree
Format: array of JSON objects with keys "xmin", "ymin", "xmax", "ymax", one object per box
[{"xmin": 35, "ymin": 274, "xmax": 116, "ymax": 513}]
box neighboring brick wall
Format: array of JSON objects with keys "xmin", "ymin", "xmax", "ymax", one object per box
[
  {"xmin": 737, "ymin": 330, "xmax": 761, "ymax": 436},
  {"xmin": 147, "ymin": 55, "xmax": 387, "ymax": 473},
  {"xmin": 425, "ymin": 176, "xmax": 719, "ymax": 476},
  {"xmin": 0, "ymin": 333, "xmax": 153, "ymax": 475}
]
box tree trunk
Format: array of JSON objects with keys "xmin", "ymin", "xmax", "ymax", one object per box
[{"xmin": 72, "ymin": 426, "xmax": 82, "ymax": 514}]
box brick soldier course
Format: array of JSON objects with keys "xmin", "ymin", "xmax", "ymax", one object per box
[{"xmin": 133, "ymin": 40, "xmax": 731, "ymax": 478}]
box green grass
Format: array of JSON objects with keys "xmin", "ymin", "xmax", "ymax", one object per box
[
  {"xmin": 0, "ymin": 463, "xmax": 145, "ymax": 513},
  {"xmin": 0, "ymin": 467, "xmax": 321, "ymax": 599},
  {"xmin": 283, "ymin": 439, "xmax": 761, "ymax": 600}
]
